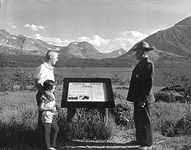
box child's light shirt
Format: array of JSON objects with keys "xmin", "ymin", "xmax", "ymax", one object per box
[{"xmin": 41, "ymin": 92, "xmax": 58, "ymax": 117}]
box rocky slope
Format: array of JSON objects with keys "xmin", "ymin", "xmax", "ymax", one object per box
[{"xmin": 119, "ymin": 16, "xmax": 191, "ymax": 66}]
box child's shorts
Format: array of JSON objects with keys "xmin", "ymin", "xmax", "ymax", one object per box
[{"xmin": 42, "ymin": 114, "xmax": 58, "ymax": 124}]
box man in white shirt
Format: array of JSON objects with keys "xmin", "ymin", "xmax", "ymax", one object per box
[{"xmin": 35, "ymin": 50, "xmax": 59, "ymax": 148}]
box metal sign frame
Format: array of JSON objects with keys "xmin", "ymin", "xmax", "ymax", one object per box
[{"xmin": 61, "ymin": 78, "xmax": 115, "ymax": 108}]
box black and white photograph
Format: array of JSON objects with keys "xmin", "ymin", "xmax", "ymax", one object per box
[{"xmin": 1, "ymin": 0, "xmax": 191, "ymax": 149}]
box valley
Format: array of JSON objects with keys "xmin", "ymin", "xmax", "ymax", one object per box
[{"xmin": 1, "ymin": 67, "xmax": 191, "ymax": 88}]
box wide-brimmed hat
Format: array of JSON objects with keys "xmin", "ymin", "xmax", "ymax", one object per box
[{"xmin": 132, "ymin": 41, "xmax": 153, "ymax": 51}]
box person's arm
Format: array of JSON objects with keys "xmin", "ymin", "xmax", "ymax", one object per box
[
  {"xmin": 138, "ymin": 62, "xmax": 154, "ymax": 106},
  {"xmin": 35, "ymin": 66, "xmax": 54, "ymax": 101},
  {"xmin": 126, "ymin": 69, "xmax": 136, "ymax": 102},
  {"xmin": 35, "ymin": 78, "xmax": 54, "ymax": 102},
  {"xmin": 35, "ymin": 65, "xmax": 46, "ymax": 93},
  {"xmin": 35, "ymin": 78, "xmax": 45, "ymax": 93},
  {"xmin": 55, "ymin": 102, "xmax": 62, "ymax": 112},
  {"xmin": 39, "ymin": 97, "xmax": 56, "ymax": 112}
]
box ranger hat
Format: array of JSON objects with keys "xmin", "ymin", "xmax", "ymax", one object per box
[{"xmin": 132, "ymin": 41, "xmax": 153, "ymax": 52}]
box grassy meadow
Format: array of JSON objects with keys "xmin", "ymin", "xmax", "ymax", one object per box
[
  {"xmin": 1, "ymin": 67, "xmax": 191, "ymax": 149},
  {"xmin": 2, "ymin": 66, "xmax": 191, "ymax": 87}
]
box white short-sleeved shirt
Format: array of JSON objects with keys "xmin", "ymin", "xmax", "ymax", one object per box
[
  {"xmin": 35, "ymin": 62, "xmax": 55, "ymax": 85},
  {"xmin": 41, "ymin": 93, "xmax": 58, "ymax": 116},
  {"xmin": 41, "ymin": 93, "xmax": 58, "ymax": 124}
]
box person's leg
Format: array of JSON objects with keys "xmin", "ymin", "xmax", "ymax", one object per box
[
  {"xmin": 67, "ymin": 107, "xmax": 76, "ymax": 122},
  {"xmin": 44, "ymin": 123, "xmax": 52, "ymax": 149},
  {"xmin": 136, "ymin": 104, "xmax": 153, "ymax": 147},
  {"xmin": 36, "ymin": 91, "xmax": 43, "ymax": 107},
  {"xmin": 144, "ymin": 104, "xmax": 153, "ymax": 146},
  {"xmin": 37, "ymin": 111, "xmax": 46, "ymax": 147},
  {"xmin": 134, "ymin": 106, "xmax": 143, "ymax": 144},
  {"xmin": 52, "ymin": 116, "xmax": 59, "ymax": 147},
  {"xmin": 35, "ymin": 92, "xmax": 45, "ymax": 148}
]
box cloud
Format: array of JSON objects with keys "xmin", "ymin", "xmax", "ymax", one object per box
[
  {"xmin": 105, "ymin": 30, "xmax": 149, "ymax": 51},
  {"xmin": 33, "ymin": 34, "xmax": 69, "ymax": 46},
  {"xmin": 119, "ymin": 31, "xmax": 148, "ymax": 40},
  {"xmin": 11, "ymin": 25, "xmax": 17, "ymax": 29},
  {"xmin": 66, "ymin": 28, "xmax": 162, "ymax": 52},
  {"xmin": 0, "ymin": 0, "xmax": 6, "ymax": 3},
  {"xmin": 78, "ymin": 36, "xmax": 90, "ymax": 42},
  {"xmin": 91, "ymin": 30, "xmax": 149, "ymax": 52},
  {"xmin": 89, "ymin": 35, "xmax": 110, "ymax": 47},
  {"xmin": 84, "ymin": 30, "xmax": 148, "ymax": 52},
  {"xmin": 77, "ymin": 35, "xmax": 110, "ymax": 51},
  {"xmin": 32, "ymin": 29, "xmax": 157, "ymax": 52},
  {"xmin": 8, "ymin": 23, "xmax": 17, "ymax": 29},
  {"xmin": 146, "ymin": 26, "xmax": 166, "ymax": 34},
  {"xmin": 75, "ymin": 32, "xmax": 146, "ymax": 52},
  {"xmin": 112, "ymin": 37, "xmax": 134, "ymax": 50},
  {"xmin": 24, "ymin": 24, "xmax": 45, "ymax": 31},
  {"xmin": 111, "ymin": 28, "xmax": 167, "ymax": 51}
]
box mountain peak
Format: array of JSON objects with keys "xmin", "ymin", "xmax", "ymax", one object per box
[
  {"xmin": 0, "ymin": 29, "xmax": 12, "ymax": 36},
  {"xmin": 70, "ymin": 41, "xmax": 78, "ymax": 45},
  {"xmin": 175, "ymin": 16, "xmax": 191, "ymax": 27}
]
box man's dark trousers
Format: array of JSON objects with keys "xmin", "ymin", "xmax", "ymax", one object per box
[
  {"xmin": 134, "ymin": 102, "xmax": 153, "ymax": 146},
  {"xmin": 35, "ymin": 91, "xmax": 46, "ymax": 148}
]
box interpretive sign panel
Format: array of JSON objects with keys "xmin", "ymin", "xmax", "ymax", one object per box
[{"xmin": 61, "ymin": 78, "xmax": 115, "ymax": 108}]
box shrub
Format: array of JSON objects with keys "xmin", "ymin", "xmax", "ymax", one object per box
[
  {"xmin": 0, "ymin": 68, "xmax": 63, "ymax": 92},
  {"xmin": 66, "ymin": 108, "xmax": 112, "ymax": 140},
  {"xmin": 174, "ymin": 111, "xmax": 191, "ymax": 136},
  {"xmin": 57, "ymin": 110, "xmax": 68, "ymax": 140},
  {"xmin": 154, "ymin": 91, "xmax": 176, "ymax": 103},
  {"xmin": 110, "ymin": 104, "xmax": 134, "ymax": 128},
  {"xmin": 156, "ymin": 110, "xmax": 191, "ymax": 137},
  {"xmin": 110, "ymin": 74, "xmax": 128, "ymax": 85},
  {"xmin": 0, "ymin": 73, "xmax": 14, "ymax": 92},
  {"xmin": 161, "ymin": 120, "xmax": 177, "ymax": 137},
  {"xmin": 151, "ymin": 102, "xmax": 190, "ymax": 137},
  {"xmin": 12, "ymin": 67, "xmax": 35, "ymax": 90}
]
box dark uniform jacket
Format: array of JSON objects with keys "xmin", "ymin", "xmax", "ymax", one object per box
[{"xmin": 127, "ymin": 57, "xmax": 155, "ymax": 103}]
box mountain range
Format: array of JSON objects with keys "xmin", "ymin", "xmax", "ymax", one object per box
[
  {"xmin": 118, "ymin": 16, "xmax": 191, "ymax": 68},
  {"xmin": 58, "ymin": 42, "xmax": 127, "ymax": 59},
  {"xmin": 1, "ymin": 16, "xmax": 191, "ymax": 68},
  {"xmin": 0, "ymin": 29, "xmax": 126, "ymax": 59}
]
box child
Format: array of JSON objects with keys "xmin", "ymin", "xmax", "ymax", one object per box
[{"xmin": 40, "ymin": 80, "xmax": 61, "ymax": 150}]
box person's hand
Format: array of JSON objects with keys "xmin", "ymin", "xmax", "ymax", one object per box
[
  {"xmin": 55, "ymin": 104, "xmax": 61, "ymax": 112},
  {"xmin": 139, "ymin": 101, "xmax": 145, "ymax": 108},
  {"xmin": 49, "ymin": 106, "xmax": 56, "ymax": 112},
  {"xmin": 44, "ymin": 91, "xmax": 54, "ymax": 101},
  {"xmin": 53, "ymin": 106, "xmax": 57, "ymax": 112}
]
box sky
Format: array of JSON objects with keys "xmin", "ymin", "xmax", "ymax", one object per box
[{"xmin": 0, "ymin": 0, "xmax": 191, "ymax": 52}]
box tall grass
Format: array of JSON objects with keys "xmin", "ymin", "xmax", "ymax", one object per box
[
  {"xmin": 2, "ymin": 92, "xmax": 191, "ymax": 149},
  {"xmin": 0, "ymin": 103, "xmax": 119, "ymax": 148},
  {"xmin": 0, "ymin": 104, "xmax": 37, "ymax": 147},
  {"xmin": 151, "ymin": 102, "xmax": 191, "ymax": 137}
]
